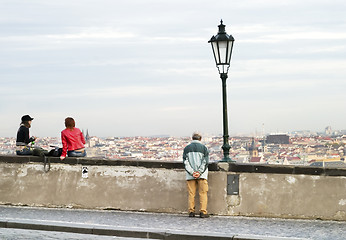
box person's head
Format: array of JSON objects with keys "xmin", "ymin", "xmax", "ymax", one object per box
[
  {"xmin": 21, "ymin": 115, "xmax": 34, "ymax": 128},
  {"xmin": 65, "ymin": 117, "xmax": 75, "ymax": 130},
  {"xmin": 192, "ymin": 132, "xmax": 202, "ymax": 141}
]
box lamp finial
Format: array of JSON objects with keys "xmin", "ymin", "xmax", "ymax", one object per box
[{"xmin": 218, "ymin": 20, "xmax": 226, "ymax": 34}]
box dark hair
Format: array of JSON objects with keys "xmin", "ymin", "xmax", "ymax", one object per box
[
  {"xmin": 65, "ymin": 117, "xmax": 75, "ymax": 130},
  {"xmin": 21, "ymin": 121, "xmax": 31, "ymax": 128},
  {"xmin": 192, "ymin": 132, "xmax": 202, "ymax": 141}
]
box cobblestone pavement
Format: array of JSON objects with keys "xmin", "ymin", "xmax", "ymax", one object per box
[{"xmin": 0, "ymin": 206, "xmax": 345, "ymax": 240}]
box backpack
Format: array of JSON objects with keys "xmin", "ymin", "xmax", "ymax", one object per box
[{"xmin": 48, "ymin": 147, "xmax": 63, "ymax": 157}]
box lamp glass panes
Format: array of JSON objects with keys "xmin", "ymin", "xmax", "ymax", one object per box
[{"xmin": 209, "ymin": 21, "xmax": 234, "ymax": 74}]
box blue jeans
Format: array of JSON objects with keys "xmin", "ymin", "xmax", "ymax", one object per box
[
  {"xmin": 16, "ymin": 147, "xmax": 33, "ymax": 155},
  {"xmin": 67, "ymin": 149, "xmax": 86, "ymax": 157}
]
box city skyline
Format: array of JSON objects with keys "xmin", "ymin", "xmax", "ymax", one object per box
[
  {"xmin": 1, "ymin": 132, "xmax": 345, "ymax": 165},
  {"xmin": 1, "ymin": 0, "xmax": 345, "ymax": 138},
  {"xmin": 2, "ymin": 125, "xmax": 345, "ymax": 139}
]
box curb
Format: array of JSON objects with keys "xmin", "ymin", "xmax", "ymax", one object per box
[{"xmin": 0, "ymin": 219, "xmax": 309, "ymax": 240}]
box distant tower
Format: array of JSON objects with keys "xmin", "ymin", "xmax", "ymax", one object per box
[
  {"xmin": 85, "ymin": 129, "xmax": 90, "ymax": 141},
  {"xmin": 325, "ymin": 126, "xmax": 332, "ymax": 136},
  {"xmin": 261, "ymin": 123, "xmax": 267, "ymax": 153},
  {"xmin": 262, "ymin": 137, "xmax": 267, "ymax": 153},
  {"xmin": 249, "ymin": 138, "xmax": 259, "ymax": 157}
]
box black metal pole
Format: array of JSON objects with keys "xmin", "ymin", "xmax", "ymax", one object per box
[{"xmin": 220, "ymin": 73, "xmax": 233, "ymax": 162}]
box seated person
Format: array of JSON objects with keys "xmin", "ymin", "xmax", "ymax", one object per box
[
  {"xmin": 16, "ymin": 115, "xmax": 36, "ymax": 155},
  {"xmin": 60, "ymin": 117, "xmax": 86, "ymax": 160}
]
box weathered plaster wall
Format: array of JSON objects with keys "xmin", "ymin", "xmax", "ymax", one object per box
[
  {"xmin": 0, "ymin": 163, "xmax": 189, "ymax": 212},
  {"xmin": 227, "ymin": 173, "xmax": 346, "ymax": 220},
  {"xmin": 0, "ymin": 156, "xmax": 345, "ymax": 221}
]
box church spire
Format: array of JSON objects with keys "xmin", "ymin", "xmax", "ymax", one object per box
[
  {"xmin": 85, "ymin": 129, "xmax": 90, "ymax": 141},
  {"xmin": 249, "ymin": 138, "xmax": 259, "ymax": 157}
]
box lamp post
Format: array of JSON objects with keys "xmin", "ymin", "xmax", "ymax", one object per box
[{"xmin": 209, "ymin": 20, "xmax": 235, "ymax": 162}]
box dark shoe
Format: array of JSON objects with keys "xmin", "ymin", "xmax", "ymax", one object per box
[
  {"xmin": 189, "ymin": 212, "xmax": 195, "ymax": 217},
  {"xmin": 200, "ymin": 212, "xmax": 210, "ymax": 218}
]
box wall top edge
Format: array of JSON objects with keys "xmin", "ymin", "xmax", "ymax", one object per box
[{"xmin": 0, "ymin": 155, "xmax": 345, "ymax": 176}]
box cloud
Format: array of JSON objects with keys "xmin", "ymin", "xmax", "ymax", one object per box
[
  {"xmin": 236, "ymin": 24, "xmax": 346, "ymax": 43},
  {"xmin": 160, "ymin": 106, "xmax": 196, "ymax": 112},
  {"xmin": 0, "ymin": 27, "xmax": 137, "ymax": 52},
  {"xmin": 1, "ymin": 0, "xmax": 346, "ymax": 137}
]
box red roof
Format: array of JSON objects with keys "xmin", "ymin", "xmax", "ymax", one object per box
[{"xmin": 250, "ymin": 157, "xmax": 261, "ymax": 162}]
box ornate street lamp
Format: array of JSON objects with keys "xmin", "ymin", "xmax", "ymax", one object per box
[{"xmin": 209, "ymin": 20, "xmax": 235, "ymax": 162}]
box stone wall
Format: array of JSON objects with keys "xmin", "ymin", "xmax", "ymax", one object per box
[{"xmin": 0, "ymin": 155, "xmax": 345, "ymax": 221}]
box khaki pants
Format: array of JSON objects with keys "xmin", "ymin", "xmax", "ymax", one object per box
[{"xmin": 186, "ymin": 179, "xmax": 208, "ymax": 214}]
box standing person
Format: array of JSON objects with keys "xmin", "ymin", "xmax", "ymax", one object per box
[
  {"xmin": 16, "ymin": 115, "xmax": 37, "ymax": 155},
  {"xmin": 60, "ymin": 117, "xmax": 86, "ymax": 160},
  {"xmin": 183, "ymin": 132, "xmax": 210, "ymax": 218}
]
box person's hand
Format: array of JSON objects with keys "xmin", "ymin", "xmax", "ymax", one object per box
[
  {"xmin": 60, "ymin": 156, "xmax": 65, "ymax": 161},
  {"xmin": 193, "ymin": 171, "xmax": 200, "ymax": 179}
]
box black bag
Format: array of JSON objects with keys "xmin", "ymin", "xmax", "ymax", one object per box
[
  {"xmin": 48, "ymin": 147, "xmax": 63, "ymax": 157},
  {"xmin": 33, "ymin": 147, "xmax": 49, "ymax": 157}
]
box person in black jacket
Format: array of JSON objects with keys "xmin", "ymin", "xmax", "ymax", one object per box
[{"xmin": 16, "ymin": 115, "xmax": 36, "ymax": 155}]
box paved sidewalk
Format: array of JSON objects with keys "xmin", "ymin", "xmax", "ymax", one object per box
[{"xmin": 0, "ymin": 206, "xmax": 345, "ymax": 240}]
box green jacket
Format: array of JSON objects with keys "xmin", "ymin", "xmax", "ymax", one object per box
[{"xmin": 183, "ymin": 140, "xmax": 209, "ymax": 180}]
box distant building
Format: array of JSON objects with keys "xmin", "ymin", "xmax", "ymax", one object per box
[
  {"xmin": 310, "ymin": 161, "xmax": 346, "ymax": 168},
  {"xmin": 249, "ymin": 156, "xmax": 262, "ymax": 163},
  {"xmin": 325, "ymin": 126, "xmax": 332, "ymax": 135},
  {"xmin": 266, "ymin": 134, "xmax": 290, "ymax": 144},
  {"xmin": 248, "ymin": 138, "xmax": 258, "ymax": 157}
]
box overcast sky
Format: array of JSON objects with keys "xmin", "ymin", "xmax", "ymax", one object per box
[{"xmin": 1, "ymin": 0, "xmax": 345, "ymax": 138}]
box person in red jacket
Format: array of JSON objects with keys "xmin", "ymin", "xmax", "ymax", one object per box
[{"xmin": 60, "ymin": 117, "xmax": 86, "ymax": 160}]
